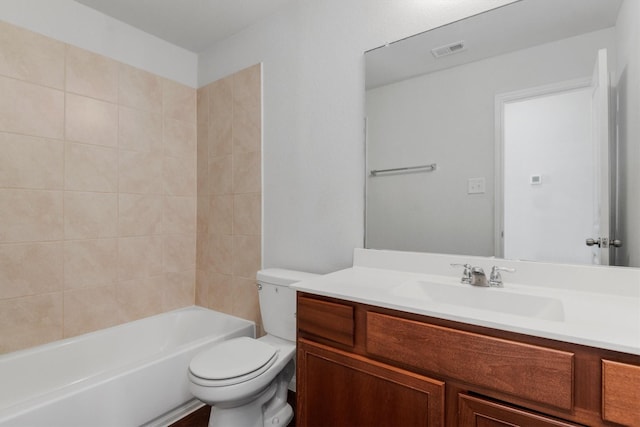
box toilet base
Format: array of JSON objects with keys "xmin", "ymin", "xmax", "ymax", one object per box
[{"xmin": 206, "ymin": 361, "xmax": 295, "ymax": 427}]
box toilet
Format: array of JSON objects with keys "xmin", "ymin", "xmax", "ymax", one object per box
[{"xmin": 188, "ymin": 268, "xmax": 318, "ymax": 427}]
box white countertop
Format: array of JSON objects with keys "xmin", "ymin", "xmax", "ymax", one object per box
[{"xmin": 292, "ymin": 249, "xmax": 640, "ymax": 355}]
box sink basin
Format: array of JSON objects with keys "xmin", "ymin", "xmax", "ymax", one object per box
[{"xmin": 391, "ymin": 280, "xmax": 565, "ymax": 321}]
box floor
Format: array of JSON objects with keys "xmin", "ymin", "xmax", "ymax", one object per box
[{"xmin": 169, "ymin": 392, "xmax": 296, "ymax": 427}]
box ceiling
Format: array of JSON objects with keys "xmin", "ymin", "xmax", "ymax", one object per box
[
  {"xmin": 74, "ymin": 0, "xmax": 295, "ymax": 53},
  {"xmin": 366, "ymin": 0, "xmax": 623, "ymax": 89}
]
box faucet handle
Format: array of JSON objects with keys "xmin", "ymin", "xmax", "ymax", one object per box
[
  {"xmin": 451, "ymin": 263, "xmax": 472, "ymax": 284},
  {"xmin": 489, "ymin": 266, "xmax": 516, "ymax": 287}
]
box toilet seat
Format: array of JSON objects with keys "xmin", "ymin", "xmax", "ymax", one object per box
[{"xmin": 189, "ymin": 337, "xmax": 278, "ymax": 387}]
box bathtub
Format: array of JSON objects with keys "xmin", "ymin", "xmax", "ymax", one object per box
[{"xmin": 0, "ymin": 306, "xmax": 254, "ymax": 427}]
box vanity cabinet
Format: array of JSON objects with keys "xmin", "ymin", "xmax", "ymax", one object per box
[{"xmin": 296, "ymin": 293, "xmax": 640, "ymax": 427}]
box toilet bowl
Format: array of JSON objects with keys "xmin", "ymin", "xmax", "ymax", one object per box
[{"xmin": 188, "ymin": 269, "xmax": 318, "ymax": 427}]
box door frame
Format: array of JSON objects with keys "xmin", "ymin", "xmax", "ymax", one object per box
[{"xmin": 493, "ymin": 77, "xmax": 592, "ymax": 258}]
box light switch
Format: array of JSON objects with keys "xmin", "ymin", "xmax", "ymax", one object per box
[{"xmin": 468, "ymin": 177, "xmax": 485, "ymax": 194}]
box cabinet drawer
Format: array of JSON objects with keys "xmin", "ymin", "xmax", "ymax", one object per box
[
  {"xmin": 366, "ymin": 311, "xmax": 574, "ymax": 410},
  {"xmin": 297, "ymin": 295, "xmax": 354, "ymax": 347},
  {"xmin": 602, "ymin": 359, "xmax": 640, "ymax": 426},
  {"xmin": 458, "ymin": 394, "xmax": 584, "ymax": 426}
]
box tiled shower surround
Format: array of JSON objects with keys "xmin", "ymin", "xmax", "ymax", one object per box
[
  {"xmin": 0, "ymin": 21, "xmax": 262, "ymax": 353},
  {"xmin": 195, "ymin": 64, "xmax": 263, "ymax": 331}
]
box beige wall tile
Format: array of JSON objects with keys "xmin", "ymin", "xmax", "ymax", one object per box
[
  {"xmin": 117, "ymin": 276, "xmax": 163, "ymax": 321},
  {"xmin": 119, "ymin": 106, "xmax": 162, "ymax": 153},
  {"xmin": 195, "ymin": 268, "xmax": 209, "ymax": 307},
  {"xmin": 209, "ymin": 155, "xmax": 232, "ymax": 195},
  {"xmin": 164, "ymin": 196, "xmax": 196, "ymax": 235},
  {"xmin": 207, "ymin": 272, "xmax": 233, "ymax": 313},
  {"xmin": 197, "ymin": 196, "xmax": 209, "ymax": 236},
  {"xmin": 232, "ymin": 276, "xmax": 261, "ymax": 325},
  {"xmin": 234, "ymin": 193, "xmax": 261, "ymax": 236},
  {"xmin": 65, "ymin": 142, "xmax": 117, "ymax": 192},
  {"xmin": 65, "ymin": 94, "xmax": 117, "ymax": 147},
  {"xmin": 64, "ymin": 192, "xmax": 118, "ymax": 239},
  {"xmin": 197, "ymin": 87, "xmax": 209, "ymax": 126},
  {"xmin": 197, "ymin": 123, "xmax": 209, "ymax": 195},
  {"xmin": 0, "ymin": 76, "xmax": 64, "ymax": 139},
  {"xmin": 63, "ymin": 285, "xmax": 124, "ymax": 337},
  {"xmin": 164, "ymin": 155, "xmax": 196, "ymax": 196},
  {"xmin": 233, "ymin": 150, "xmax": 261, "ymax": 194},
  {"xmin": 0, "ymin": 132, "xmax": 63, "ymax": 189},
  {"xmin": 162, "ymin": 270, "xmax": 195, "ymax": 311},
  {"xmin": 232, "ymin": 101, "xmax": 261, "ymax": 155},
  {"xmin": 0, "ymin": 189, "xmax": 63, "ymax": 243},
  {"xmin": 207, "ymin": 233, "xmax": 233, "ymax": 275},
  {"xmin": 65, "ymin": 45, "xmax": 118, "ymax": 102},
  {"xmin": 196, "ymin": 65, "xmax": 262, "ymax": 326},
  {"xmin": 0, "ymin": 24, "xmax": 200, "ymax": 353},
  {"xmin": 163, "ymin": 79, "xmax": 196, "ymax": 124},
  {"xmin": 119, "ymin": 193, "xmax": 163, "ymax": 237},
  {"xmin": 196, "ymin": 232, "xmax": 209, "ymax": 272},
  {"xmin": 209, "ymin": 195, "xmax": 233, "ymax": 235},
  {"xmin": 119, "ymin": 63, "xmax": 162, "ymax": 113},
  {"xmin": 208, "ymin": 78, "xmax": 233, "ymax": 158},
  {"xmin": 118, "ymin": 235, "xmax": 163, "ymax": 281},
  {"xmin": 233, "ymin": 234, "xmax": 261, "ymax": 279},
  {"xmin": 233, "ymin": 65, "xmax": 261, "ymax": 154},
  {"xmin": 0, "ymin": 21, "xmax": 65, "ymax": 89},
  {"xmin": 64, "ymin": 238, "xmax": 118, "ymax": 289},
  {"xmin": 164, "ymin": 234, "xmax": 196, "ymax": 273},
  {"xmin": 0, "ymin": 293, "xmax": 63, "ymax": 353},
  {"xmin": 119, "ymin": 150, "xmax": 164, "ymax": 194},
  {"xmin": 0, "ymin": 242, "xmax": 63, "ymax": 299},
  {"xmin": 164, "ymin": 118, "xmax": 196, "ymax": 160}
]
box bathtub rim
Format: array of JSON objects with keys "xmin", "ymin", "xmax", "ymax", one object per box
[
  {"xmin": 0, "ymin": 305, "xmax": 255, "ymax": 424},
  {"xmin": 0, "ymin": 305, "xmax": 255, "ymax": 362}
]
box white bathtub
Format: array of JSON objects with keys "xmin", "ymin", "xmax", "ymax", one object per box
[{"xmin": 0, "ymin": 306, "xmax": 254, "ymax": 427}]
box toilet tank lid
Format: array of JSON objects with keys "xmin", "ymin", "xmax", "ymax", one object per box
[{"xmin": 257, "ymin": 268, "xmax": 319, "ymax": 286}]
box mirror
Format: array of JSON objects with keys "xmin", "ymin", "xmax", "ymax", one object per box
[{"xmin": 365, "ymin": 0, "xmax": 639, "ymax": 268}]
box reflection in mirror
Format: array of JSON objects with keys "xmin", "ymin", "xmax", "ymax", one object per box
[{"xmin": 365, "ymin": 0, "xmax": 639, "ymax": 268}]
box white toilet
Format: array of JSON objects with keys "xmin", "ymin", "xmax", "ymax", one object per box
[{"xmin": 188, "ymin": 268, "xmax": 318, "ymax": 427}]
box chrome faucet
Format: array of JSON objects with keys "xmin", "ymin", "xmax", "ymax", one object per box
[
  {"xmin": 452, "ymin": 264, "xmax": 516, "ymax": 287},
  {"xmin": 452, "ymin": 263, "xmax": 488, "ymax": 286},
  {"xmin": 489, "ymin": 266, "xmax": 516, "ymax": 287}
]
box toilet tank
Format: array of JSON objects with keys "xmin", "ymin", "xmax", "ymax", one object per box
[{"xmin": 257, "ymin": 268, "xmax": 319, "ymax": 342}]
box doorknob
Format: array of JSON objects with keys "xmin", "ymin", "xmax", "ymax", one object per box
[
  {"xmin": 586, "ymin": 238, "xmax": 623, "ymax": 248},
  {"xmin": 586, "ymin": 238, "xmax": 601, "ymax": 247}
]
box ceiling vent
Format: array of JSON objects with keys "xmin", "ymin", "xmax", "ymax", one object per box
[{"xmin": 431, "ymin": 40, "xmax": 467, "ymax": 58}]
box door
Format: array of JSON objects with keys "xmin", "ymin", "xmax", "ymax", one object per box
[
  {"xmin": 496, "ymin": 48, "xmax": 615, "ymax": 265},
  {"xmin": 501, "ymin": 85, "xmax": 593, "ymax": 265},
  {"xmin": 589, "ymin": 48, "xmax": 613, "ymax": 265}
]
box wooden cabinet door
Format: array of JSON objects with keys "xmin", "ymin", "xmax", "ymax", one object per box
[
  {"xmin": 602, "ymin": 359, "xmax": 640, "ymax": 426},
  {"xmin": 458, "ymin": 394, "xmax": 583, "ymax": 427},
  {"xmin": 297, "ymin": 339, "xmax": 445, "ymax": 427}
]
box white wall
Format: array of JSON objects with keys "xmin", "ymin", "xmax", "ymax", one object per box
[
  {"xmin": 615, "ymin": 0, "xmax": 640, "ymax": 267},
  {"xmin": 0, "ymin": 0, "xmax": 197, "ymax": 87},
  {"xmin": 366, "ymin": 28, "xmax": 615, "ymax": 257},
  {"xmin": 198, "ymin": 0, "xmax": 516, "ymax": 273}
]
